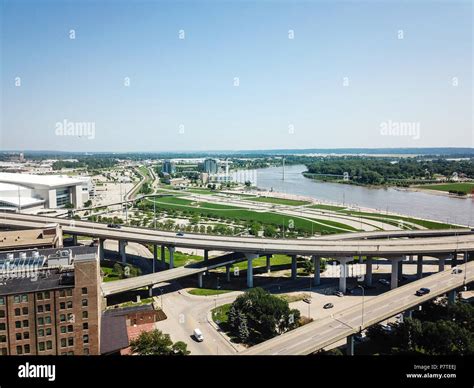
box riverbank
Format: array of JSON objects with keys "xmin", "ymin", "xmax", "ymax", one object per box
[
  {"xmin": 254, "ymin": 165, "xmax": 473, "ymax": 226},
  {"xmin": 303, "ymin": 171, "xmax": 474, "ymax": 199}
]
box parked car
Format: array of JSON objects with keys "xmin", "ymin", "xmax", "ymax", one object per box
[
  {"xmin": 193, "ymin": 328, "xmax": 204, "ymax": 342},
  {"xmin": 378, "ymin": 279, "xmax": 390, "ymax": 286},
  {"xmin": 415, "ymin": 287, "xmax": 431, "ymax": 296},
  {"xmin": 380, "ymin": 324, "xmax": 393, "ymax": 333},
  {"xmin": 176, "ymin": 232, "xmax": 184, "ymax": 237},
  {"xmin": 107, "ymin": 223, "xmax": 121, "ymax": 229},
  {"xmin": 303, "ymin": 298, "xmax": 312, "ymax": 304},
  {"xmin": 333, "ymin": 291, "xmax": 344, "ymax": 297},
  {"xmin": 323, "ymin": 303, "xmax": 334, "ymax": 309}
]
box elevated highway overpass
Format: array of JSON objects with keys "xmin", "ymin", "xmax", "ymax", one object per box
[
  {"xmin": 242, "ymin": 260, "xmax": 474, "ymax": 355},
  {"xmin": 101, "ymin": 252, "xmax": 249, "ymax": 296},
  {"xmin": 1, "ymin": 212, "xmax": 473, "ymax": 293}
]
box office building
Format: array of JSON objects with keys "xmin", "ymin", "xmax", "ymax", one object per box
[
  {"xmin": 162, "ymin": 160, "xmax": 176, "ymax": 175},
  {"xmin": 0, "ymin": 245, "xmax": 101, "ymax": 355},
  {"xmin": 203, "ymin": 158, "xmax": 218, "ymax": 174}
]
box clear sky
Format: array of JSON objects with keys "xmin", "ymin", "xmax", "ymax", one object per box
[{"xmin": 0, "ymin": 0, "xmax": 472, "ymax": 152}]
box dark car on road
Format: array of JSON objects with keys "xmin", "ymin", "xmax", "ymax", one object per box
[
  {"xmin": 323, "ymin": 303, "xmax": 334, "ymax": 309},
  {"xmin": 415, "ymin": 287, "xmax": 430, "ymax": 296},
  {"xmin": 176, "ymin": 232, "xmax": 185, "ymax": 237},
  {"xmin": 107, "ymin": 223, "xmax": 121, "ymax": 229}
]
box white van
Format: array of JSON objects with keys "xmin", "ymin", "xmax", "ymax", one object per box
[{"xmin": 193, "ymin": 328, "xmax": 204, "ymax": 342}]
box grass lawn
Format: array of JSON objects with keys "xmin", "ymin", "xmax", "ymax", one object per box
[
  {"xmin": 244, "ymin": 196, "xmax": 310, "ymax": 206},
  {"xmin": 228, "ymin": 254, "xmax": 292, "ymax": 271},
  {"xmin": 188, "ymin": 288, "xmax": 233, "ymax": 296},
  {"xmin": 148, "ymin": 197, "xmax": 354, "ymax": 234},
  {"xmin": 101, "ymin": 267, "xmax": 120, "ymax": 282},
  {"xmin": 309, "ymin": 204, "xmax": 347, "ymax": 211},
  {"xmin": 340, "ymin": 210, "xmax": 457, "ymax": 229},
  {"xmin": 278, "ymin": 293, "xmax": 308, "ymax": 303},
  {"xmin": 211, "ymin": 303, "xmax": 231, "ymax": 325},
  {"xmin": 150, "ymin": 248, "xmax": 203, "ymax": 267},
  {"xmin": 414, "ymin": 182, "xmax": 474, "ymax": 195}
]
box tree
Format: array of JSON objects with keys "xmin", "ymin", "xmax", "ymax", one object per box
[
  {"xmin": 171, "ymin": 341, "xmax": 190, "ymax": 355},
  {"xmin": 129, "ymin": 329, "xmax": 190, "ymax": 355},
  {"xmin": 238, "ymin": 314, "xmax": 250, "ymax": 343},
  {"xmin": 228, "ymin": 288, "xmax": 301, "ymax": 345}
]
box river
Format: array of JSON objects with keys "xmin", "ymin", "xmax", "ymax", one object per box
[{"xmin": 255, "ymin": 165, "xmax": 474, "ymax": 227}]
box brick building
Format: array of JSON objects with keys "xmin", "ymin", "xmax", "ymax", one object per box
[{"xmin": 0, "ymin": 246, "xmax": 101, "ymax": 355}]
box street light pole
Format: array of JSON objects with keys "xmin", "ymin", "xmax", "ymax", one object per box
[
  {"xmin": 463, "ymin": 251, "xmax": 468, "ymax": 291},
  {"xmin": 357, "ymin": 285, "xmax": 365, "ymax": 332},
  {"xmin": 154, "ymin": 197, "xmax": 156, "ymax": 229}
]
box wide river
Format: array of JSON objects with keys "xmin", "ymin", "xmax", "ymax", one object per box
[{"xmin": 255, "ymin": 165, "xmax": 474, "ymax": 227}]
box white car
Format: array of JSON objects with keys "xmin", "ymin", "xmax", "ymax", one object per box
[{"xmin": 193, "ymin": 328, "xmax": 204, "ymax": 342}]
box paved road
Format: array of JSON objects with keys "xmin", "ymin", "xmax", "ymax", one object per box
[
  {"xmin": 153, "ymin": 287, "xmax": 241, "ymax": 355},
  {"xmin": 101, "ymin": 252, "xmax": 247, "ymax": 296},
  {"xmin": 1, "ymin": 214, "xmax": 473, "ymax": 257},
  {"xmin": 1, "ymin": 212, "xmax": 471, "ymax": 247},
  {"xmin": 242, "ymin": 261, "xmax": 474, "ymax": 355}
]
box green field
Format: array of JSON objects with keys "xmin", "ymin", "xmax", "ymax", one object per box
[
  {"xmin": 211, "ymin": 303, "xmax": 231, "ymax": 325},
  {"xmin": 147, "ymin": 197, "xmax": 356, "ymax": 234},
  {"xmin": 148, "ymin": 247, "xmax": 203, "ymax": 267},
  {"xmin": 184, "ymin": 188, "xmax": 220, "ymax": 195},
  {"xmin": 244, "ymin": 196, "xmax": 310, "ymax": 206},
  {"xmin": 340, "ymin": 210, "xmax": 457, "ymax": 229},
  {"xmin": 414, "ymin": 182, "xmax": 474, "ymax": 195},
  {"xmin": 225, "ymin": 254, "xmax": 292, "ymax": 271},
  {"xmin": 309, "ymin": 204, "xmax": 347, "ymax": 211},
  {"xmin": 187, "ymin": 288, "xmax": 233, "ymax": 296}
]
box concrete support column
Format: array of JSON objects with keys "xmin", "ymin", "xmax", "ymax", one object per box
[
  {"xmin": 438, "ymin": 257, "xmax": 446, "ymax": 272},
  {"xmin": 153, "ymin": 244, "xmax": 158, "ymax": 273},
  {"xmin": 168, "ymin": 246, "xmax": 175, "ymax": 269},
  {"xmin": 451, "ymin": 253, "xmax": 458, "ymax": 268},
  {"xmin": 119, "ymin": 240, "xmax": 128, "ymax": 264},
  {"xmin": 365, "ymin": 257, "xmax": 373, "ymax": 287},
  {"xmin": 198, "ymin": 273, "xmax": 203, "ymax": 288},
  {"xmin": 448, "ymin": 290, "xmax": 456, "ymax": 304},
  {"xmin": 148, "ymin": 286, "xmax": 153, "ymax": 297},
  {"xmin": 72, "ymin": 235, "xmax": 78, "ymax": 246},
  {"xmin": 99, "ymin": 239, "xmax": 105, "ymax": 261},
  {"xmin": 161, "ymin": 245, "xmax": 165, "ymax": 266},
  {"xmin": 338, "ymin": 257, "xmax": 351, "ymax": 293},
  {"xmin": 291, "ymin": 255, "xmax": 298, "ymax": 280},
  {"xmin": 312, "ymin": 255, "xmax": 321, "ymax": 286},
  {"xmin": 346, "ymin": 335, "xmax": 354, "ymax": 356},
  {"xmin": 397, "ymin": 258, "xmax": 403, "ymax": 280},
  {"xmin": 266, "ymin": 255, "xmax": 271, "ymax": 273},
  {"xmin": 245, "ymin": 253, "xmax": 259, "ymax": 288},
  {"xmin": 391, "ymin": 257, "xmax": 403, "ymax": 289},
  {"xmin": 226, "ymin": 265, "xmax": 231, "ymax": 282},
  {"xmin": 416, "ymin": 255, "xmax": 423, "ymax": 279},
  {"xmin": 204, "ymin": 250, "xmax": 209, "ymax": 262}
]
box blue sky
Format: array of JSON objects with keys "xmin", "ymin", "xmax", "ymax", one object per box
[{"xmin": 1, "ymin": 0, "xmax": 472, "ymax": 152}]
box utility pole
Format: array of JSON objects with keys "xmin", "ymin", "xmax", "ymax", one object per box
[{"xmin": 154, "ymin": 197, "xmax": 157, "ymax": 228}]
